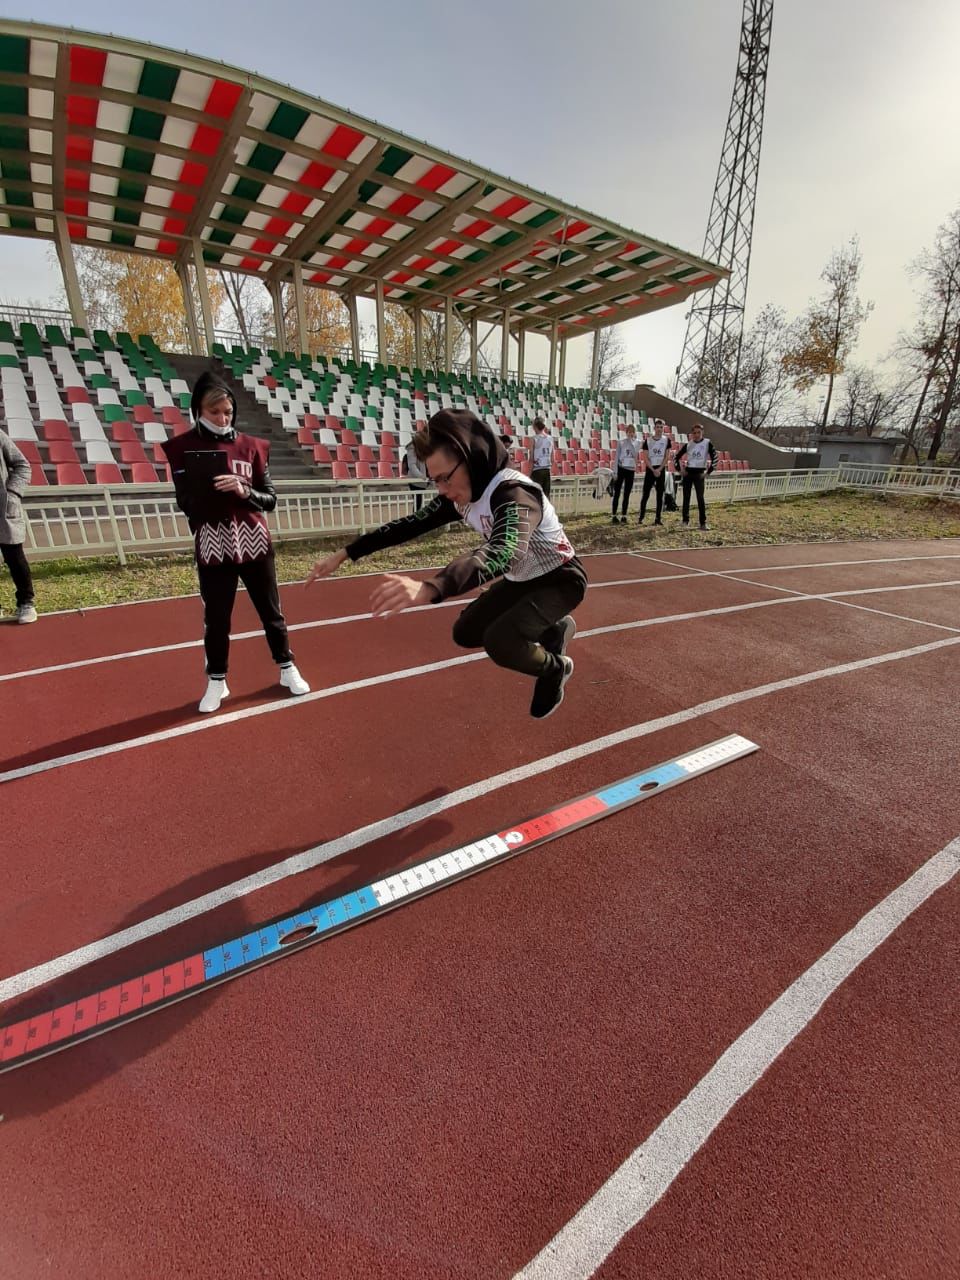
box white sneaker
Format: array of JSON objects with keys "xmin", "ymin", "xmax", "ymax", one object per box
[
  {"xmin": 279, "ymin": 663, "xmax": 310, "ymax": 696},
  {"xmin": 199, "ymin": 677, "xmax": 229, "ymax": 714},
  {"xmin": 16, "ymin": 604, "xmax": 38, "ymax": 624}
]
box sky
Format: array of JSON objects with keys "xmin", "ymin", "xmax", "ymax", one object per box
[{"xmin": 4, "ymin": 0, "xmax": 960, "ymax": 391}]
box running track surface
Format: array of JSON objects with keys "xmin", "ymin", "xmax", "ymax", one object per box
[{"xmin": 1, "ymin": 538, "xmax": 958, "ymax": 1280}]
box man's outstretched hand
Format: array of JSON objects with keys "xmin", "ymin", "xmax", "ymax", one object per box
[
  {"xmin": 306, "ymin": 548, "xmax": 348, "ymax": 586},
  {"xmin": 370, "ymin": 574, "xmax": 434, "ymax": 618}
]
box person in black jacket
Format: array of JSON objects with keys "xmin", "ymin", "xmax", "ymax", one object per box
[{"xmin": 162, "ymin": 372, "xmax": 309, "ymax": 713}]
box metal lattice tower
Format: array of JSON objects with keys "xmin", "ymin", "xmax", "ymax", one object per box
[{"xmin": 675, "ymin": 0, "xmax": 774, "ymax": 419}]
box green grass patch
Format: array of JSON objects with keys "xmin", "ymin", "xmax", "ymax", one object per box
[{"xmin": 12, "ymin": 491, "xmax": 960, "ymax": 615}]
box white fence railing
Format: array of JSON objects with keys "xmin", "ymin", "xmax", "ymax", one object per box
[{"xmin": 19, "ymin": 465, "xmax": 959, "ymax": 564}]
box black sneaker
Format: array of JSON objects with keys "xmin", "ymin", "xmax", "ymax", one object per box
[
  {"xmin": 611, "ymin": 515, "xmax": 619, "ymax": 524},
  {"xmin": 700, "ymin": 522, "xmax": 709, "ymax": 531},
  {"xmin": 531, "ymin": 656, "xmax": 574, "ymax": 719},
  {"xmin": 542, "ymin": 614, "xmax": 576, "ymax": 661},
  {"xmin": 654, "ymin": 519, "xmax": 663, "ymax": 526}
]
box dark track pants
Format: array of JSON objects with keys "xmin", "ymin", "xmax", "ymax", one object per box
[
  {"xmin": 611, "ymin": 466, "xmax": 635, "ymax": 517},
  {"xmin": 639, "ymin": 469, "xmax": 665, "ymax": 521},
  {"xmin": 681, "ymin": 470, "xmax": 708, "ymax": 525},
  {"xmin": 1, "ymin": 542, "xmax": 34, "ymax": 607},
  {"xmin": 451, "ymin": 558, "xmax": 587, "ymax": 677},
  {"xmin": 197, "ymin": 554, "xmax": 292, "ymax": 676},
  {"xmin": 531, "ymin": 467, "xmax": 552, "ymax": 497}
]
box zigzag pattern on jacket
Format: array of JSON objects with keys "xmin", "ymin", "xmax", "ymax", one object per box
[{"xmin": 198, "ymin": 519, "xmax": 270, "ymax": 565}]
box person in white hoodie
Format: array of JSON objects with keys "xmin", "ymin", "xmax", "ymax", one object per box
[{"xmin": 610, "ymin": 425, "xmax": 639, "ymax": 524}]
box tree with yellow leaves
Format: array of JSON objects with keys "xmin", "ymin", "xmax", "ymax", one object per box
[{"xmin": 75, "ymin": 248, "xmax": 225, "ymax": 351}]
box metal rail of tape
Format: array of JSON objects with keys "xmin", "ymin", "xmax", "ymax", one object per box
[{"xmin": 0, "ymin": 734, "xmax": 758, "ymax": 1074}]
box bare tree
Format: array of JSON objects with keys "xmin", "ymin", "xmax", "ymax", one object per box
[
  {"xmin": 897, "ymin": 209, "xmax": 960, "ymax": 462},
  {"xmin": 584, "ymin": 327, "xmax": 639, "ymax": 393},
  {"xmin": 732, "ymin": 304, "xmax": 799, "ymax": 438},
  {"xmin": 783, "ymin": 237, "xmax": 874, "ymax": 429},
  {"xmin": 835, "ymin": 364, "xmax": 911, "ymax": 437}
]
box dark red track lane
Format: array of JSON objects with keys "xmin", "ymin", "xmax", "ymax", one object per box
[
  {"xmin": 0, "ymin": 571, "xmax": 783, "ymax": 765},
  {"xmin": 595, "ymin": 876, "xmax": 960, "ymax": 1280},
  {"xmin": 1, "ymin": 594, "xmax": 948, "ymax": 977},
  {"xmin": 633, "ymin": 537, "xmax": 960, "ymax": 572},
  {"xmin": 1, "ymin": 553, "xmax": 957, "ymax": 1279}
]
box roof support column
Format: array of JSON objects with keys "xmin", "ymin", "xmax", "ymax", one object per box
[
  {"xmin": 269, "ymin": 279, "xmax": 285, "ymax": 354},
  {"xmin": 375, "ymin": 279, "xmax": 387, "ymax": 367},
  {"xmin": 548, "ymin": 320, "xmax": 558, "ymax": 388},
  {"xmin": 517, "ymin": 327, "xmax": 526, "ymax": 382},
  {"xmin": 347, "ymin": 295, "xmax": 360, "ymax": 363},
  {"xmin": 590, "ymin": 328, "xmax": 602, "ymax": 394},
  {"xmin": 558, "ymin": 334, "xmax": 568, "ymax": 388},
  {"xmin": 413, "ymin": 308, "xmax": 423, "ymax": 370},
  {"xmin": 445, "ymin": 295, "xmax": 453, "ymax": 373},
  {"xmin": 54, "ymin": 213, "xmax": 88, "ymax": 333},
  {"xmin": 177, "ymin": 261, "xmax": 202, "ymax": 357},
  {"xmin": 192, "ymin": 238, "xmax": 215, "ymax": 354},
  {"xmin": 469, "ymin": 317, "xmax": 478, "ymax": 379},
  {"xmin": 500, "ymin": 309, "xmax": 511, "ymax": 380},
  {"xmin": 293, "ymin": 263, "xmax": 308, "ymax": 358}
]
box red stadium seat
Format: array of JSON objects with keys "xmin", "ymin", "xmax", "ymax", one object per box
[
  {"xmin": 110, "ymin": 420, "xmax": 137, "ymax": 442},
  {"xmin": 65, "ymin": 387, "xmax": 90, "ymax": 404},
  {"xmin": 303, "ymin": 413, "xmax": 320, "ymax": 432},
  {"xmin": 297, "ymin": 427, "xmax": 314, "ymax": 446},
  {"xmin": 172, "ymin": 419, "xmax": 191, "ymax": 435},
  {"xmin": 332, "ymin": 461, "xmax": 353, "ymax": 480},
  {"xmin": 355, "ymin": 462, "xmax": 375, "ymax": 479},
  {"xmin": 151, "ymin": 445, "xmax": 168, "ymax": 465},
  {"xmin": 48, "ymin": 440, "xmax": 79, "ymax": 464},
  {"xmin": 325, "ymin": 415, "xmax": 342, "ymax": 431},
  {"xmin": 357, "ymin": 445, "xmax": 376, "ymax": 462},
  {"xmin": 56, "ymin": 463, "xmax": 86, "ymax": 484},
  {"xmin": 30, "ymin": 462, "xmax": 48, "ymax": 486},
  {"xmin": 161, "ymin": 406, "xmax": 186, "ymax": 425},
  {"xmin": 335, "ymin": 444, "xmax": 354, "ymax": 462},
  {"xmin": 42, "ymin": 419, "xmax": 72, "ymax": 441},
  {"xmin": 95, "ymin": 463, "xmax": 124, "ymax": 485},
  {"xmin": 120, "ymin": 441, "xmax": 148, "ymax": 464},
  {"xmin": 131, "ymin": 463, "xmax": 159, "ymax": 483},
  {"xmin": 133, "ymin": 405, "xmax": 156, "ymax": 424},
  {"xmin": 340, "ymin": 429, "xmax": 358, "ymax": 448},
  {"xmin": 15, "ymin": 440, "xmax": 41, "ymax": 464},
  {"xmin": 380, "ymin": 431, "xmax": 397, "ymax": 449},
  {"xmin": 312, "ymin": 444, "xmax": 332, "ymax": 464},
  {"xmin": 377, "ymin": 461, "xmax": 397, "ymax": 478}
]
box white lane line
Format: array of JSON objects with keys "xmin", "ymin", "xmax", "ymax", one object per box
[
  {"xmin": 8, "ymin": 550, "xmax": 960, "ymax": 683},
  {"xmin": 2, "ymin": 633, "xmax": 958, "ymax": 1003},
  {"xmin": 32, "ymin": 548, "xmax": 644, "ymax": 619},
  {"xmin": 637, "ymin": 553, "xmax": 960, "ymax": 635},
  {"xmin": 0, "ymin": 573, "xmax": 704, "ymax": 685},
  {"xmin": 514, "ymin": 835, "xmax": 960, "ymax": 1280},
  {"xmin": 2, "ymin": 582, "xmax": 955, "ymax": 786}
]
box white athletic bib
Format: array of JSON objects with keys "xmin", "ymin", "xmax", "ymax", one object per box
[
  {"xmin": 685, "ymin": 439, "xmax": 711, "ymax": 468},
  {"xmin": 459, "ymin": 467, "xmax": 573, "ymax": 581},
  {"xmin": 616, "ymin": 438, "xmax": 639, "ymax": 470},
  {"xmin": 532, "ymin": 435, "xmax": 553, "ymax": 469},
  {"xmin": 646, "ymin": 435, "xmax": 669, "ymax": 467}
]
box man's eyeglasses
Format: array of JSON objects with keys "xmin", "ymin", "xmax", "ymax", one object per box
[{"xmin": 427, "ymin": 459, "xmax": 462, "ymax": 487}]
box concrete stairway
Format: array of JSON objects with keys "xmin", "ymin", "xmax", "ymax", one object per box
[{"xmin": 165, "ymin": 353, "xmax": 316, "ymax": 480}]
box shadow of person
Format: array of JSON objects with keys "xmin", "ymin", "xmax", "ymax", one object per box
[
  {"xmin": 0, "ymin": 686, "xmax": 282, "ymax": 774},
  {"xmin": 0, "ymin": 792, "xmax": 454, "ymax": 1120}
]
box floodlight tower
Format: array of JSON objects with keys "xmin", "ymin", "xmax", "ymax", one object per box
[{"xmin": 675, "ymin": 0, "xmax": 774, "ymax": 419}]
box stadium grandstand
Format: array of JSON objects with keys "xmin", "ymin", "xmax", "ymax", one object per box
[{"xmin": 0, "ymin": 20, "xmax": 756, "ymax": 499}]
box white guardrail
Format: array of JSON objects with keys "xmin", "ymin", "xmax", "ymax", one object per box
[{"xmin": 19, "ymin": 464, "xmax": 960, "ymax": 564}]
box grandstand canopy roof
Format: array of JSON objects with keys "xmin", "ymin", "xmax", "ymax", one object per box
[{"xmin": 0, "ymin": 19, "xmax": 727, "ymax": 337}]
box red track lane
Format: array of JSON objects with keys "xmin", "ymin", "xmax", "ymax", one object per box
[
  {"xmin": 849, "ymin": 584, "xmax": 960, "ymax": 631},
  {"xmin": 632, "ymin": 536, "xmax": 960, "ymax": 572},
  {"xmin": 1, "ymin": 589, "xmax": 947, "ymax": 978},
  {"xmin": 0, "ymin": 571, "xmax": 780, "ymax": 765},
  {"xmin": 0, "ymin": 679, "xmax": 956, "ymax": 1278},
  {"xmin": 593, "ymin": 878, "xmax": 960, "ymax": 1280},
  {"xmin": 1, "ymin": 553, "xmax": 958, "ymax": 1278},
  {"xmin": 727, "ymin": 557, "xmax": 960, "ymax": 596}
]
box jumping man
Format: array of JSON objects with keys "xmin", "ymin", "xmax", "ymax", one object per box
[{"xmin": 307, "ymin": 410, "xmax": 587, "ymax": 719}]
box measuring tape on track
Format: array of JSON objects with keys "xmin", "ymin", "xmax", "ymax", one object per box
[{"xmin": 0, "ymin": 734, "xmax": 758, "ymax": 1074}]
